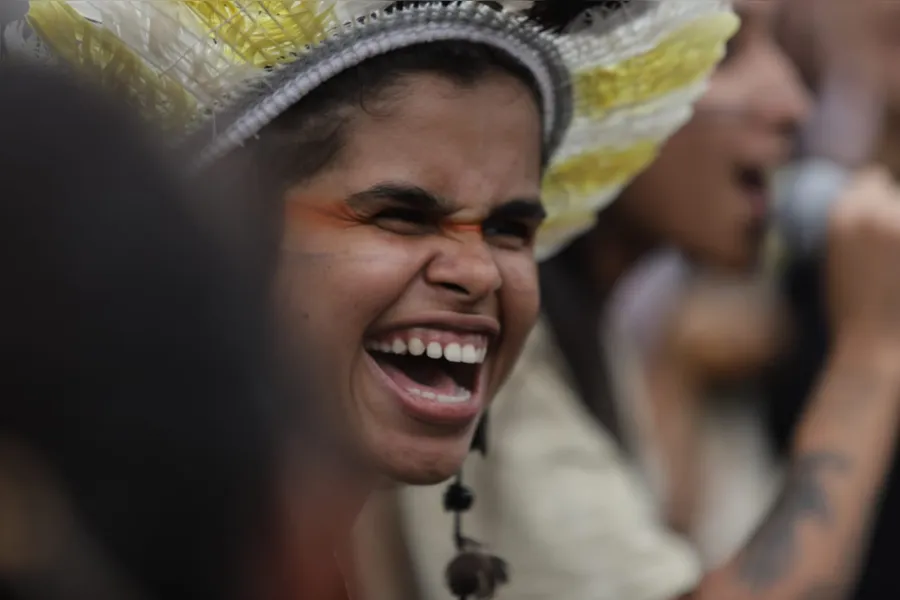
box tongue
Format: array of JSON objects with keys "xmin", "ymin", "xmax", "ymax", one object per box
[{"xmin": 375, "ymin": 355, "xmax": 458, "ymax": 396}]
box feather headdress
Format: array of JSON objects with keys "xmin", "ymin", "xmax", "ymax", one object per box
[{"xmin": 3, "ymin": 0, "xmax": 737, "ymax": 259}]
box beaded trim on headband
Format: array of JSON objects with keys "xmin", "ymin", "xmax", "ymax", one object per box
[{"xmin": 188, "ymin": 3, "xmax": 572, "ymax": 168}]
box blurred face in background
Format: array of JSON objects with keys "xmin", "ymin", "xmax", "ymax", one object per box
[{"xmin": 613, "ymin": 0, "xmax": 810, "ymax": 271}]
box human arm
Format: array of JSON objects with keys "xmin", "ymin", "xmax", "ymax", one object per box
[{"xmin": 683, "ymin": 169, "xmax": 900, "ymax": 600}]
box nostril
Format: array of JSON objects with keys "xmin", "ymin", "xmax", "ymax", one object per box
[{"xmin": 439, "ymin": 282, "xmax": 470, "ymax": 296}]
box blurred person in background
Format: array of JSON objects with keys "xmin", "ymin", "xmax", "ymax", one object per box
[
  {"xmin": 602, "ymin": 256, "xmax": 790, "ymax": 565},
  {"xmin": 397, "ymin": 1, "xmax": 900, "ymax": 599},
  {"xmin": 0, "ymin": 61, "xmax": 283, "ymax": 600},
  {"xmin": 4, "ymin": 1, "xmax": 738, "ymax": 599},
  {"xmin": 767, "ymin": 0, "xmax": 900, "ymax": 597},
  {"xmin": 608, "ymin": 0, "xmax": 900, "ymax": 578}
]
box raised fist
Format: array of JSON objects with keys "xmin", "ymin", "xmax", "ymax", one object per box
[{"xmin": 826, "ymin": 167, "xmax": 900, "ymax": 359}]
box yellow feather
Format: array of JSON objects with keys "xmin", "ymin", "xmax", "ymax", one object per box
[
  {"xmin": 182, "ymin": 1, "xmax": 339, "ymax": 67},
  {"xmin": 27, "ymin": 2, "xmax": 196, "ymax": 128}
]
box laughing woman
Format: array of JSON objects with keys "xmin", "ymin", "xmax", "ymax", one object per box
[{"xmin": 3, "ymin": 1, "xmax": 736, "ymax": 598}]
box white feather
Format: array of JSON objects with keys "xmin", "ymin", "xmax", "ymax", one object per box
[{"xmin": 80, "ymin": 0, "xmax": 249, "ymax": 106}]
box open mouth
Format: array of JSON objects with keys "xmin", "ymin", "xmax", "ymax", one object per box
[
  {"xmin": 735, "ymin": 165, "xmax": 771, "ymax": 217},
  {"xmin": 364, "ymin": 330, "xmax": 488, "ymax": 405},
  {"xmin": 736, "ymin": 166, "xmax": 767, "ymax": 192}
]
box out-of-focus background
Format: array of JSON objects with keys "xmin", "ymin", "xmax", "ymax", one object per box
[{"xmin": 5, "ymin": 1, "xmax": 900, "ymax": 600}]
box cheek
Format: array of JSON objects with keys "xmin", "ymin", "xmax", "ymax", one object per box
[
  {"xmin": 281, "ymin": 225, "xmax": 426, "ymax": 339},
  {"xmin": 672, "ymin": 112, "xmax": 731, "ymax": 163},
  {"xmin": 486, "ymin": 254, "xmax": 539, "ymax": 397},
  {"xmin": 497, "ymin": 254, "xmax": 540, "ymax": 343},
  {"xmin": 623, "ymin": 142, "xmax": 704, "ymax": 228},
  {"xmin": 658, "ymin": 118, "xmax": 735, "ymax": 199},
  {"xmin": 621, "ymin": 126, "xmax": 729, "ymax": 244}
]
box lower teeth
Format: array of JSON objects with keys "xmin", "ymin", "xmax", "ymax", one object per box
[{"xmin": 406, "ymin": 386, "xmax": 471, "ymax": 404}]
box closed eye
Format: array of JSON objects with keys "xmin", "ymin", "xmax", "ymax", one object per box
[
  {"xmin": 482, "ymin": 198, "xmax": 545, "ymax": 250},
  {"xmin": 371, "ymin": 207, "xmax": 438, "ymax": 235},
  {"xmin": 481, "ymin": 216, "xmax": 538, "ymax": 250}
]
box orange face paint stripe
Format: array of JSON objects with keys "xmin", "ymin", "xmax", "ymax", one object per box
[
  {"xmin": 284, "ymin": 200, "xmax": 486, "ymax": 236},
  {"xmin": 284, "ymin": 199, "xmax": 360, "ymax": 228},
  {"xmin": 444, "ymin": 223, "xmax": 482, "ymax": 233}
]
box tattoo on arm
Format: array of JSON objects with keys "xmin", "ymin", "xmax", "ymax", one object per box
[{"xmin": 738, "ymin": 452, "xmax": 851, "ymax": 591}]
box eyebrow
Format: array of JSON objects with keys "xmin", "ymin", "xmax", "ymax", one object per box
[
  {"xmin": 345, "ymin": 183, "xmax": 455, "ymax": 216},
  {"xmin": 489, "ymin": 198, "xmax": 546, "ymax": 222},
  {"xmin": 345, "ymin": 181, "xmax": 545, "ymax": 221}
]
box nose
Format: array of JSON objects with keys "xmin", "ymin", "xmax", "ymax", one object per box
[
  {"xmin": 750, "ymin": 43, "xmax": 812, "ymax": 137},
  {"xmin": 424, "ymin": 232, "xmax": 502, "ymax": 303}
]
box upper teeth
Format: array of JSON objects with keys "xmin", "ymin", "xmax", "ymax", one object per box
[{"xmin": 366, "ymin": 337, "xmax": 487, "ymax": 364}]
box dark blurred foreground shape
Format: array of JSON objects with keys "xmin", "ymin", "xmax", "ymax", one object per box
[{"xmin": 0, "ymin": 61, "xmax": 283, "ymax": 600}]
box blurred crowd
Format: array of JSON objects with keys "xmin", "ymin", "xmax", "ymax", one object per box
[{"xmin": 4, "ymin": 1, "xmax": 900, "ymax": 600}]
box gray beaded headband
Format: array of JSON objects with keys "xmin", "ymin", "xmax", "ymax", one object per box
[{"xmin": 187, "ymin": 3, "xmax": 572, "ymax": 167}]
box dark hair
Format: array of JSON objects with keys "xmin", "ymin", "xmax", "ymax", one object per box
[
  {"xmin": 0, "ymin": 62, "xmax": 280, "ymax": 600},
  {"xmin": 245, "ymin": 40, "xmax": 545, "ymax": 190},
  {"xmin": 539, "ymin": 231, "xmax": 624, "ymax": 444}
]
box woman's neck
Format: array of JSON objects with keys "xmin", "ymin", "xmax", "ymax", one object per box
[
  {"xmin": 279, "ymin": 440, "xmax": 378, "ymax": 546},
  {"xmin": 309, "ymin": 458, "xmax": 377, "ymax": 529},
  {"xmin": 259, "ymin": 454, "xmax": 374, "ymax": 600}
]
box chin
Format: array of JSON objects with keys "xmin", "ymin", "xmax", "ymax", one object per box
[
  {"xmin": 713, "ymin": 251, "xmax": 757, "ymax": 273},
  {"xmin": 692, "ymin": 237, "xmax": 762, "ymax": 273},
  {"xmin": 731, "ymin": 242, "xmax": 764, "ymax": 272},
  {"xmin": 360, "ymin": 424, "xmax": 476, "ymax": 485}
]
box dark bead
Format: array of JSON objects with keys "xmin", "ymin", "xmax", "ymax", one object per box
[
  {"xmin": 446, "ymin": 552, "xmax": 481, "ymax": 597},
  {"xmin": 489, "ymin": 555, "xmax": 509, "ymax": 586},
  {"xmin": 443, "ymin": 482, "xmax": 474, "ymax": 512},
  {"xmin": 445, "ymin": 551, "xmax": 509, "ymax": 599}
]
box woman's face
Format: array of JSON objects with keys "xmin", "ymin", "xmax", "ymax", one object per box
[
  {"xmin": 279, "ymin": 71, "xmax": 544, "ymax": 484},
  {"xmin": 616, "ymin": 0, "xmax": 810, "ymax": 270}
]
